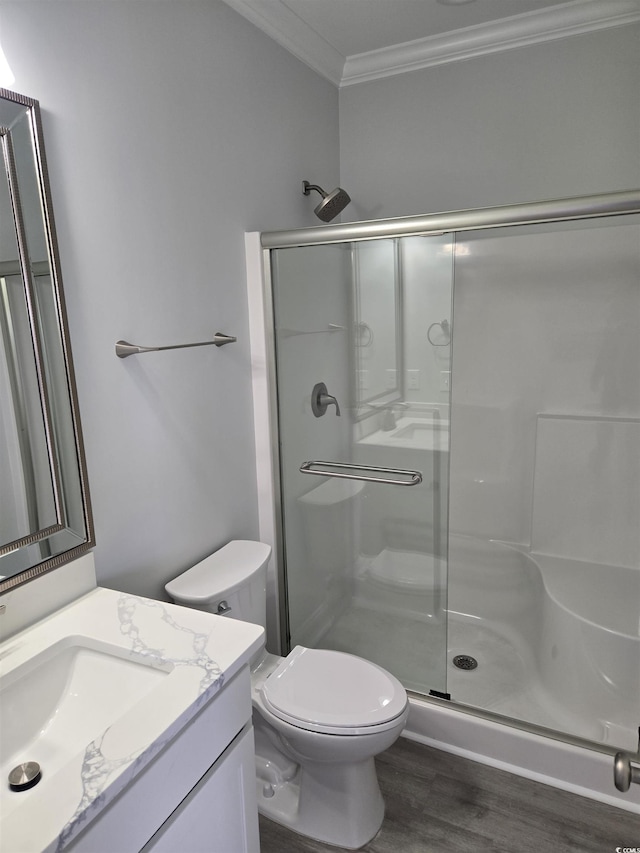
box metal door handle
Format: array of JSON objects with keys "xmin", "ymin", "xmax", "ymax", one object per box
[{"xmin": 300, "ymin": 460, "xmax": 422, "ymax": 486}]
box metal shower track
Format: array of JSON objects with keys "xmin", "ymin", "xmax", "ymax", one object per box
[{"xmin": 261, "ymin": 189, "xmax": 640, "ymax": 248}]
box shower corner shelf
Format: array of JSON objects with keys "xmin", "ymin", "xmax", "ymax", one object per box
[{"xmin": 115, "ymin": 332, "xmax": 237, "ymax": 359}]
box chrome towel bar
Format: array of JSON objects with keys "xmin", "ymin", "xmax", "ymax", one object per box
[
  {"xmin": 115, "ymin": 332, "xmax": 236, "ymax": 359},
  {"xmin": 300, "ymin": 460, "xmax": 422, "ymax": 487}
]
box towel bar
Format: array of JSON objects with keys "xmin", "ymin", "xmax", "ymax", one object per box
[{"xmin": 115, "ymin": 333, "xmax": 236, "ymax": 358}]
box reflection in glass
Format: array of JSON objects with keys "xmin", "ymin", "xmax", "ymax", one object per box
[
  {"xmin": 0, "ymin": 272, "xmax": 58, "ymax": 545},
  {"xmin": 353, "ymin": 240, "xmax": 401, "ymax": 413}
]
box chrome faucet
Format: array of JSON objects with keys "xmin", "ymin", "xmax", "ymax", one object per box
[
  {"xmin": 380, "ymin": 402, "xmax": 408, "ymax": 431},
  {"xmin": 381, "ymin": 408, "xmax": 397, "ymax": 430}
]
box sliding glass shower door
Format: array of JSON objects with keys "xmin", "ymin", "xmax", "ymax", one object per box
[
  {"xmin": 446, "ymin": 214, "xmax": 640, "ymax": 750},
  {"xmin": 270, "ymin": 235, "xmax": 453, "ymax": 696}
]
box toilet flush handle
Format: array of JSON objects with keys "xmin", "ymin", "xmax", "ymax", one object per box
[{"xmin": 217, "ymin": 600, "xmax": 232, "ymax": 615}]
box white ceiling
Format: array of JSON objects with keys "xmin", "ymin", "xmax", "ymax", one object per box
[{"xmin": 221, "ymin": 0, "xmax": 640, "ymax": 85}]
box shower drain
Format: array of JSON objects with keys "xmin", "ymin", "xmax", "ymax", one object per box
[{"xmin": 453, "ymin": 654, "xmax": 478, "ymax": 671}]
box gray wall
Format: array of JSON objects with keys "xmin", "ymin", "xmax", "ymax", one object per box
[
  {"xmin": 0, "ymin": 0, "xmax": 340, "ymax": 598},
  {"xmin": 339, "ymin": 25, "xmax": 640, "ymax": 220}
]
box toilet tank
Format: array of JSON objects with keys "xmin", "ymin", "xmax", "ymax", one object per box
[{"xmin": 165, "ymin": 540, "xmax": 271, "ymax": 629}]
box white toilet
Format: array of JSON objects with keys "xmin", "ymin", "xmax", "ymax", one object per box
[{"xmin": 165, "ymin": 539, "xmax": 408, "ymax": 850}]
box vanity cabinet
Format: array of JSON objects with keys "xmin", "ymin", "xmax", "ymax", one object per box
[
  {"xmin": 64, "ymin": 667, "xmax": 259, "ymax": 853},
  {"xmin": 142, "ymin": 725, "xmax": 257, "ymax": 853}
]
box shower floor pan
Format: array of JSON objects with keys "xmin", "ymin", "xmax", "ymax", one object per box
[{"xmin": 318, "ymin": 600, "xmax": 637, "ymax": 752}]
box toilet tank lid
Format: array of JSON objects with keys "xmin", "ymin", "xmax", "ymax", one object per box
[{"xmin": 165, "ymin": 540, "xmax": 271, "ymax": 604}]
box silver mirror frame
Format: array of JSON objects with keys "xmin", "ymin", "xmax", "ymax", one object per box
[{"xmin": 0, "ymin": 89, "xmax": 94, "ymax": 593}]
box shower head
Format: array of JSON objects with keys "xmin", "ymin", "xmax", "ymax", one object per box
[{"xmin": 303, "ymin": 180, "xmax": 351, "ymax": 222}]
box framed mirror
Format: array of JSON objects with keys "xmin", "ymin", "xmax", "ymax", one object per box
[{"xmin": 0, "ymin": 89, "xmax": 93, "ymax": 593}]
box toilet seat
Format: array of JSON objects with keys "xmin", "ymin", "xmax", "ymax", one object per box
[{"xmin": 260, "ymin": 646, "xmax": 408, "ymax": 735}]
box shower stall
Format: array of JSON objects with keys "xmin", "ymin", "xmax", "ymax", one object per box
[{"xmin": 247, "ymin": 190, "xmax": 640, "ymax": 805}]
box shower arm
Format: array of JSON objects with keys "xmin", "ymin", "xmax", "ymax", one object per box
[{"xmin": 302, "ymin": 181, "xmax": 326, "ymax": 199}]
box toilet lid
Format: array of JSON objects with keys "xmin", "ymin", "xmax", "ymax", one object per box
[{"xmin": 260, "ymin": 646, "xmax": 408, "ymax": 735}]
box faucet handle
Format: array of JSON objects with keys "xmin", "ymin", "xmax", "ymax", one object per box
[{"xmin": 311, "ymin": 382, "xmax": 341, "ymax": 417}]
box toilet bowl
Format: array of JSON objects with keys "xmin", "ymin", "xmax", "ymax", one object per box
[{"xmin": 166, "ymin": 540, "xmax": 408, "ymax": 849}]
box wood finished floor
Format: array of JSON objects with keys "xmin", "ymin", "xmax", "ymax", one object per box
[{"xmin": 258, "ymin": 737, "xmax": 639, "ymax": 852}]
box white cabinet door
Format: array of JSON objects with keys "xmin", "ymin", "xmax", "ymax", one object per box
[{"xmin": 143, "ymin": 725, "xmax": 259, "ymax": 853}]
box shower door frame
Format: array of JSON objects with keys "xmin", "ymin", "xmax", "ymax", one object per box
[{"xmin": 252, "ymin": 187, "xmax": 640, "ymax": 751}]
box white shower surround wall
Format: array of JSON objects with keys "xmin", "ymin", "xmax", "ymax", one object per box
[
  {"xmin": 446, "ymin": 413, "xmax": 640, "ymax": 751},
  {"xmin": 532, "ymin": 552, "xmax": 639, "ymax": 747},
  {"xmin": 447, "ymin": 535, "xmax": 639, "ymax": 751}
]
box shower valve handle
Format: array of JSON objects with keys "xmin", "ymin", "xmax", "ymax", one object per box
[{"xmin": 311, "ymin": 382, "xmax": 341, "ymax": 417}]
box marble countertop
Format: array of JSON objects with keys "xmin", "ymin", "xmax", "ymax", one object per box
[{"xmin": 0, "ymin": 587, "xmax": 264, "ymax": 852}]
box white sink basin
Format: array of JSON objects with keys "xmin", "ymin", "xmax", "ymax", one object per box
[
  {"xmin": 0, "ymin": 585, "xmax": 264, "ymax": 853},
  {"xmin": 357, "ymin": 414, "xmax": 450, "ymax": 450},
  {"xmin": 0, "ymin": 639, "xmax": 168, "ymax": 802}
]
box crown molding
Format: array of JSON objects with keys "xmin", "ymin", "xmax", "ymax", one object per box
[
  {"xmin": 222, "ymin": 0, "xmax": 640, "ymax": 89},
  {"xmin": 221, "ymin": 0, "xmax": 345, "ymax": 86},
  {"xmin": 342, "ymin": 0, "xmax": 640, "ymax": 86}
]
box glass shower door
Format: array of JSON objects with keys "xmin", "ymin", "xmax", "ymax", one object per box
[
  {"xmin": 270, "ymin": 235, "xmax": 453, "ymax": 696},
  {"xmin": 446, "ymin": 215, "xmax": 640, "ymax": 750}
]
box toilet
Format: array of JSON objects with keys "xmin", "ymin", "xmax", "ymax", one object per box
[{"xmin": 165, "ymin": 539, "xmax": 408, "ymax": 850}]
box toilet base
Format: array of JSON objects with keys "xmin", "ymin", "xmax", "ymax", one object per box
[{"xmin": 256, "ymin": 756, "xmax": 384, "ymax": 849}]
